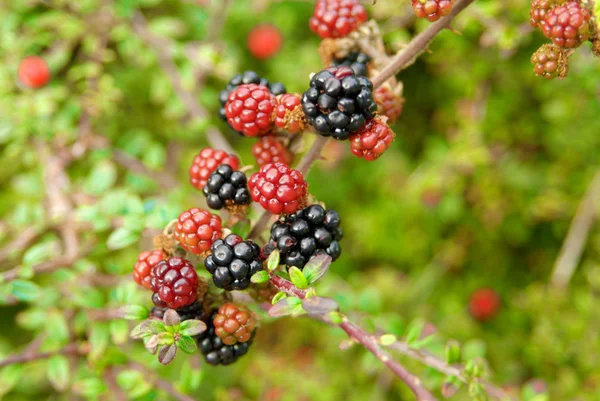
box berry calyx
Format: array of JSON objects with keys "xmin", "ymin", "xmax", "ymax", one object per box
[
  {"xmin": 150, "ymin": 257, "xmax": 199, "ymax": 309},
  {"xmin": 274, "ymin": 94, "xmax": 306, "ymax": 134},
  {"xmin": 189, "ymin": 147, "xmax": 240, "ymax": 190},
  {"xmin": 18, "ymin": 56, "xmax": 50, "ymax": 89},
  {"xmin": 247, "ymin": 24, "xmax": 283, "ymax": 60},
  {"xmin": 302, "ymin": 67, "xmax": 377, "ymax": 140},
  {"xmin": 309, "ymin": 0, "xmax": 368, "ymax": 39},
  {"xmin": 133, "ymin": 250, "xmax": 165, "ymax": 290},
  {"xmin": 225, "ymin": 84, "xmax": 277, "ymax": 137},
  {"xmin": 468, "ymin": 288, "xmax": 501, "ymax": 321},
  {"xmin": 349, "ymin": 117, "xmax": 395, "ymax": 161},
  {"xmin": 252, "ymin": 135, "xmax": 293, "ymax": 166},
  {"xmin": 529, "ymin": 0, "xmax": 566, "ymax": 27},
  {"xmin": 540, "ymin": 1, "xmax": 591, "ymax": 48},
  {"xmin": 412, "ymin": 0, "xmax": 455, "ymax": 22},
  {"xmin": 248, "ymin": 162, "xmax": 309, "ymax": 215},
  {"xmin": 203, "ymin": 164, "xmax": 251, "ymax": 212},
  {"xmin": 213, "ymin": 303, "xmax": 257, "ymax": 345},
  {"xmin": 531, "ymin": 44, "xmax": 569, "ymax": 79},
  {"xmin": 331, "ymin": 51, "xmax": 371, "ymax": 77},
  {"xmin": 204, "ymin": 234, "xmax": 262, "ymax": 291},
  {"xmin": 374, "ymin": 85, "xmax": 404, "ymax": 123},
  {"xmin": 269, "ymin": 204, "xmax": 343, "ymax": 268},
  {"xmin": 197, "ymin": 310, "xmax": 254, "ymax": 365},
  {"xmin": 173, "ymin": 208, "xmax": 223, "ymax": 255}
]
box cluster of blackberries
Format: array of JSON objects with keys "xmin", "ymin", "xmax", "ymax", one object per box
[
  {"xmin": 302, "ymin": 66, "xmax": 377, "ymax": 140},
  {"xmin": 203, "ymin": 164, "xmax": 251, "ymax": 211},
  {"xmin": 197, "ymin": 310, "xmax": 254, "ymax": 366},
  {"xmin": 218, "ymin": 71, "xmax": 286, "ymax": 121},
  {"xmin": 150, "ymin": 301, "xmax": 208, "ymax": 322},
  {"xmin": 204, "ymin": 234, "xmax": 262, "ymax": 291},
  {"xmin": 269, "ymin": 204, "xmax": 342, "ymax": 268},
  {"xmin": 331, "ymin": 51, "xmax": 371, "ymax": 77}
]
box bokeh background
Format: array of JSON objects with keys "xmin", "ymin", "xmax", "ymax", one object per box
[{"xmin": 1, "ymin": 0, "xmax": 599, "ymax": 400}]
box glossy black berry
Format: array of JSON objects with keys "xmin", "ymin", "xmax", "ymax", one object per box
[
  {"xmin": 331, "ymin": 51, "xmax": 371, "ymax": 76},
  {"xmin": 268, "ymin": 204, "xmax": 342, "ymax": 269},
  {"xmin": 197, "ymin": 311, "xmax": 254, "ymax": 365},
  {"xmin": 204, "ymin": 234, "xmax": 262, "ymax": 291},
  {"xmin": 301, "ymin": 67, "xmax": 376, "ymax": 141},
  {"xmin": 150, "ymin": 302, "xmax": 209, "ymax": 322},
  {"xmin": 203, "ymin": 164, "xmax": 251, "ymax": 211}
]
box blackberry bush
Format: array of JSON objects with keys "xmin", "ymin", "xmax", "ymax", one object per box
[
  {"xmin": 331, "ymin": 51, "xmax": 371, "ymax": 76},
  {"xmin": 197, "ymin": 312, "xmax": 254, "ymax": 366}
]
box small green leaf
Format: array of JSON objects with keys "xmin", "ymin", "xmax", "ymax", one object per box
[
  {"xmin": 120, "ymin": 305, "xmax": 149, "ymax": 320},
  {"xmin": 271, "ymin": 291, "xmax": 287, "ymax": 305},
  {"xmin": 0, "ymin": 365, "xmax": 23, "ymax": 396},
  {"xmin": 89, "ymin": 323, "xmax": 110, "ymax": 361},
  {"xmin": 379, "ymin": 334, "xmax": 397, "ymax": 346},
  {"xmin": 117, "ymin": 370, "xmax": 153, "ymax": 398},
  {"xmin": 23, "ymin": 241, "xmax": 58, "ymax": 266},
  {"xmin": 441, "ymin": 376, "xmax": 462, "ymax": 398},
  {"xmin": 73, "ymin": 378, "xmax": 107, "ymax": 398},
  {"xmin": 445, "ymin": 340, "xmax": 461, "ymax": 364},
  {"xmin": 267, "ymin": 249, "xmax": 280, "ymax": 272},
  {"xmin": 176, "ymin": 335, "xmax": 197, "ymax": 354},
  {"xmin": 179, "ymin": 320, "xmax": 207, "ymax": 337},
  {"xmin": 130, "ymin": 319, "xmax": 166, "ymax": 339},
  {"xmin": 302, "ymin": 253, "xmax": 332, "ymax": 284},
  {"xmin": 10, "ymin": 280, "xmax": 41, "ymax": 302},
  {"xmin": 46, "ymin": 312, "xmax": 69, "ymax": 346},
  {"xmin": 72, "ymin": 286, "xmax": 104, "ymax": 308},
  {"xmin": 288, "ymin": 266, "xmax": 308, "ymax": 289},
  {"xmin": 47, "ymin": 355, "xmax": 69, "ymax": 391},
  {"xmin": 268, "ymin": 296, "xmax": 303, "ymax": 317},
  {"xmin": 106, "ymin": 227, "xmax": 141, "ymax": 250},
  {"xmin": 328, "ymin": 311, "xmax": 344, "ymax": 324},
  {"xmin": 231, "ymin": 219, "xmax": 251, "ymax": 238},
  {"xmin": 110, "ymin": 319, "xmax": 130, "ymax": 345},
  {"xmin": 163, "ymin": 309, "xmax": 180, "ymax": 326},
  {"xmin": 158, "ymin": 343, "xmax": 177, "ymax": 365},
  {"xmin": 251, "ymin": 270, "xmax": 269, "ymax": 284},
  {"xmin": 405, "ymin": 319, "xmax": 425, "ymax": 345}
]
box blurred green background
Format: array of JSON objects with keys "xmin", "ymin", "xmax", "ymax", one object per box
[{"xmin": 0, "ymin": 0, "xmax": 599, "ymax": 400}]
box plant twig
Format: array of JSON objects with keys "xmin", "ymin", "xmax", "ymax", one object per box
[
  {"xmin": 0, "ymin": 343, "xmax": 86, "ymax": 369},
  {"xmin": 296, "ymin": 135, "xmax": 329, "ymax": 176},
  {"xmin": 0, "ymin": 227, "xmax": 44, "ymax": 265}
]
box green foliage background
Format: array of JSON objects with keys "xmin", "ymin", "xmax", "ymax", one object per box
[{"xmin": 0, "ymin": 0, "xmax": 599, "ymax": 400}]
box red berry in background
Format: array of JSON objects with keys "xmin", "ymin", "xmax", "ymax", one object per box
[
  {"xmin": 540, "ymin": 1, "xmax": 591, "ymax": 48},
  {"xmin": 349, "ymin": 117, "xmax": 395, "ymax": 161},
  {"xmin": 225, "ymin": 84, "xmax": 276, "ymax": 137},
  {"xmin": 274, "ymin": 94, "xmax": 305, "ymax": 134},
  {"xmin": 150, "ymin": 257, "xmax": 198, "ymax": 309},
  {"xmin": 247, "ymin": 24, "xmax": 283, "ymax": 60},
  {"xmin": 531, "ymin": 44, "xmax": 569, "ymax": 79},
  {"xmin": 133, "ymin": 250, "xmax": 165, "ymax": 290},
  {"xmin": 248, "ymin": 162, "xmax": 308, "ymax": 215},
  {"xmin": 468, "ymin": 288, "xmax": 501, "ymax": 321},
  {"xmin": 374, "ymin": 86, "xmax": 404, "ymax": 123},
  {"xmin": 18, "ymin": 56, "xmax": 50, "ymax": 89},
  {"xmin": 173, "ymin": 208, "xmax": 223, "ymax": 255},
  {"xmin": 529, "ymin": 0, "xmax": 566, "ymax": 27},
  {"xmin": 252, "ymin": 136, "xmax": 293, "ymax": 167},
  {"xmin": 309, "ymin": 0, "xmax": 368, "ymax": 39},
  {"xmin": 189, "ymin": 147, "xmax": 240, "ymax": 190},
  {"xmin": 412, "ymin": 0, "xmax": 455, "ymax": 22},
  {"xmin": 213, "ymin": 303, "xmax": 257, "ymax": 345}
]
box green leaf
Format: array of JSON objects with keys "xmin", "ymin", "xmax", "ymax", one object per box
[
  {"xmin": 445, "ymin": 340, "xmax": 461, "ymax": 364},
  {"xmin": 251, "ymin": 270, "xmax": 269, "ymax": 284},
  {"xmin": 176, "ymin": 335, "xmax": 197, "ymax": 354},
  {"xmin": 117, "ymin": 370, "xmax": 153, "ymax": 398},
  {"xmin": 71, "ymin": 286, "xmax": 104, "ymax": 308},
  {"xmin": 73, "ymin": 378, "xmax": 107, "ymax": 398},
  {"xmin": 130, "ymin": 319, "xmax": 166, "ymax": 339},
  {"xmin": 269, "ymin": 296, "xmax": 304, "ymax": 317},
  {"xmin": 441, "ymin": 376, "xmax": 462, "ymax": 398},
  {"xmin": 89, "ymin": 322, "xmax": 110, "ymax": 361},
  {"xmin": 158, "ymin": 343, "xmax": 177, "ymax": 365},
  {"xmin": 163, "ymin": 309, "xmax": 180, "ymax": 326},
  {"xmin": 328, "ymin": 311, "xmax": 344, "ymax": 324},
  {"xmin": 231, "ymin": 219, "xmax": 251, "ymax": 238},
  {"xmin": 179, "ymin": 320, "xmax": 207, "ymax": 336},
  {"xmin": 22, "ymin": 241, "xmax": 58, "ymax": 266},
  {"xmin": 47, "ymin": 355, "xmax": 69, "ymax": 391},
  {"xmin": 267, "ymin": 249, "xmax": 280, "ymax": 272},
  {"xmin": 271, "ymin": 291, "xmax": 287, "ymax": 304},
  {"xmin": 120, "ymin": 305, "xmax": 149, "ymax": 320},
  {"xmin": 110, "ymin": 319, "xmax": 130, "ymax": 345},
  {"xmin": 46, "ymin": 312, "xmax": 69, "ymax": 346},
  {"xmin": 106, "ymin": 227, "xmax": 141, "ymax": 250},
  {"xmin": 288, "ymin": 266, "xmax": 308, "ymax": 289},
  {"xmin": 10, "ymin": 280, "xmax": 41, "ymax": 302},
  {"xmin": 302, "ymin": 253, "xmax": 332, "ymax": 284},
  {"xmin": 0, "ymin": 365, "xmax": 23, "ymax": 396},
  {"xmin": 84, "ymin": 160, "xmax": 117, "ymax": 196},
  {"xmin": 179, "ymin": 362, "xmax": 204, "ymax": 393},
  {"xmin": 405, "ymin": 319, "xmax": 425, "ymax": 345},
  {"xmin": 379, "ymin": 334, "xmax": 397, "ymax": 346}
]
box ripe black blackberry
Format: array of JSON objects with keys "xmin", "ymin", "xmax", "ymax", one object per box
[
  {"xmin": 204, "ymin": 234, "xmax": 262, "ymax": 291},
  {"xmin": 150, "ymin": 301, "xmax": 209, "ymax": 322},
  {"xmin": 197, "ymin": 310, "xmax": 254, "ymax": 366},
  {"xmin": 331, "ymin": 51, "xmax": 371, "ymax": 77},
  {"xmin": 202, "ymin": 164, "xmax": 251, "ymax": 211},
  {"xmin": 301, "ymin": 66, "xmax": 377, "ymax": 140},
  {"xmin": 218, "ymin": 71, "xmax": 286, "ymax": 121},
  {"xmin": 269, "ymin": 204, "xmax": 342, "ymax": 268}
]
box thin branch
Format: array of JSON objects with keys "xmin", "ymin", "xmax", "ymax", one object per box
[
  {"xmin": 0, "ymin": 227, "xmax": 44, "ymax": 265},
  {"xmin": 127, "ymin": 361, "xmax": 198, "ymax": 401},
  {"xmin": 296, "ymin": 135, "xmax": 329, "ymax": 176},
  {"xmin": 0, "ymin": 343, "xmax": 86, "ymax": 369},
  {"xmin": 551, "ymin": 169, "xmax": 600, "ymax": 287},
  {"xmin": 0, "ymin": 247, "xmax": 92, "ymax": 283}
]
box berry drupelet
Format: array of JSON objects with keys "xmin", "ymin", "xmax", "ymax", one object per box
[
  {"xmin": 204, "ymin": 234, "xmax": 262, "ymax": 291},
  {"xmin": 269, "ymin": 204, "xmax": 342, "ymax": 268},
  {"xmin": 225, "ymin": 84, "xmax": 277, "ymax": 137},
  {"xmin": 252, "ymin": 135, "xmax": 293, "ymax": 166},
  {"xmin": 529, "ymin": 0, "xmax": 565, "ymax": 27},
  {"xmin": 248, "ymin": 162, "xmax": 309, "ymax": 215},
  {"xmin": 203, "ymin": 164, "xmax": 251, "ymax": 211},
  {"xmin": 309, "ymin": 0, "xmax": 368, "ymax": 39},
  {"xmin": 197, "ymin": 310, "xmax": 254, "ymax": 365},
  {"xmin": 173, "ymin": 208, "xmax": 223, "ymax": 255},
  {"xmin": 150, "ymin": 257, "xmax": 199, "ymax": 309},
  {"xmin": 274, "ymin": 94, "xmax": 305, "ymax": 134},
  {"xmin": 189, "ymin": 148, "xmax": 240, "ymax": 190},
  {"xmin": 349, "ymin": 117, "xmax": 396, "ymax": 161},
  {"xmin": 540, "ymin": 1, "xmax": 591, "ymax": 48},
  {"xmin": 133, "ymin": 250, "xmax": 165, "ymax": 290},
  {"xmin": 469, "ymin": 288, "xmax": 501, "ymax": 322},
  {"xmin": 302, "ymin": 66, "xmax": 377, "ymax": 140},
  {"xmin": 213, "ymin": 303, "xmax": 257, "ymax": 345},
  {"xmin": 331, "ymin": 51, "xmax": 371, "ymax": 77},
  {"xmin": 18, "ymin": 56, "xmax": 51, "ymax": 89},
  {"xmin": 219, "ymin": 71, "xmax": 286, "ymax": 121},
  {"xmin": 412, "ymin": 0, "xmax": 455, "ymax": 22},
  {"xmin": 531, "ymin": 44, "xmax": 569, "ymax": 79}
]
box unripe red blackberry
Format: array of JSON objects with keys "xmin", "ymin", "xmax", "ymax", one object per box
[
  {"xmin": 204, "ymin": 234, "xmax": 262, "ymax": 291},
  {"xmin": 331, "ymin": 51, "xmax": 371, "ymax": 77},
  {"xmin": 18, "ymin": 56, "xmax": 50, "ymax": 88},
  {"xmin": 133, "ymin": 250, "xmax": 165, "ymax": 290},
  {"xmin": 302, "ymin": 66, "xmax": 377, "ymax": 140},
  {"xmin": 540, "ymin": 1, "xmax": 591, "ymax": 48},
  {"xmin": 274, "ymin": 94, "xmax": 305, "ymax": 134},
  {"xmin": 173, "ymin": 208, "xmax": 223, "ymax": 255},
  {"xmin": 269, "ymin": 204, "xmax": 342, "ymax": 268},
  {"xmin": 247, "ymin": 24, "xmax": 282, "ymax": 60},
  {"xmin": 197, "ymin": 310, "xmax": 254, "ymax": 365},
  {"xmin": 189, "ymin": 148, "xmax": 240, "ymax": 190},
  {"xmin": 349, "ymin": 117, "xmax": 395, "ymax": 161},
  {"xmin": 468, "ymin": 288, "xmax": 501, "ymax": 321},
  {"xmin": 248, "ymin": 162, "xmax": 309, "ymax": 215},
  {"xmin": 412, "ymin": 0, "xmax": 455, "ymax": 22},
  {"xmin": 252, "ymin": 136, "xmax": 293, "ymax": 166},
  {"xmin": 374, "ymin": 86, "xmax": 403, "ymax": 123},
  {"xmin": 309, "ymin": 0, "xmax": 368, "ymax": 39},
  {"xmin": 150, "ymin": 257, "xmax": 199, "ymax": 309},
  {"xmin": 529, "ymin": 0, "xmax": 566, "ymax": 27},
  {"xmin": 213, "ymin": 303, "xmax": 257, "ymax": 345},
  {"xmin": 203, "ymin": 165, "xmax": 251, "ymax": 212},
  {"xmin": 531, "ymin": 44, "xmax": 569, "ymax": 79},
  {"xmin": 225, "ymin": 84, "xmax": 277, "ymax": 137}
]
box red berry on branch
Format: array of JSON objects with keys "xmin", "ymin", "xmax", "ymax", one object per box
[
  {"xmin": 18, "ymin": 56, "xmax": 50, "ymax": 89},
  {"xmin": 531, "ymin": 44, "xmax": 569, "ymax": 79},
  {"xmin": 213, "ymin": 303, "xmax": 257, "ymax": 345},
  {"xmin": 412, "ymin": 0, "xmax": 455, "ymax": 22},
  {"xmin": 252, "ymin": 135, "xmax": 293, "ymax": 166},
  {"xmin": 529, "ymin": 0, "xmax": 566, "ymax": 27},
  {"xmin": 189, "ymin": 147, "xmax": 240, "ymax": 190},
  {"xmin": 173, "ymin": 208, "xmax": 223, "ymax": 255},
  {"xmin": 540, "ymin": 1, "xmax": 591, "ymax": 48},
  {"xmin": 247, "ymin": 24, "xmax": 283, "ymax": 60},
  {"xmin": 248, "ymin": 162, "xmax": 308, "ymax": 215},
  {"xmin": 274, "ymin": 94, "xmax": 305, "ymax": 134},
  {"xmin": 150, "ymin": 257, "xmax": 199, "ymax": 309},
  {"xmin": 468, "ymin": 288, "xmax": 501, "ymax": 321},
  {"xmin": 133, "ymin": 250, "xmax": 165, "ymax": 290},
  {"xmin": 225, "ymin": 84, "xmax": 276, "ymax": 137},
  {"xmin": 349, "ymin": 117, "xmax": 395, "ymax": 161},
  {"xmin": 374, "ymin": 86, "xmax": 404, "ymax": 123},
  {"xmin": 309, "ymin": 0, "xmax": 368, "ymax": 39}
]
